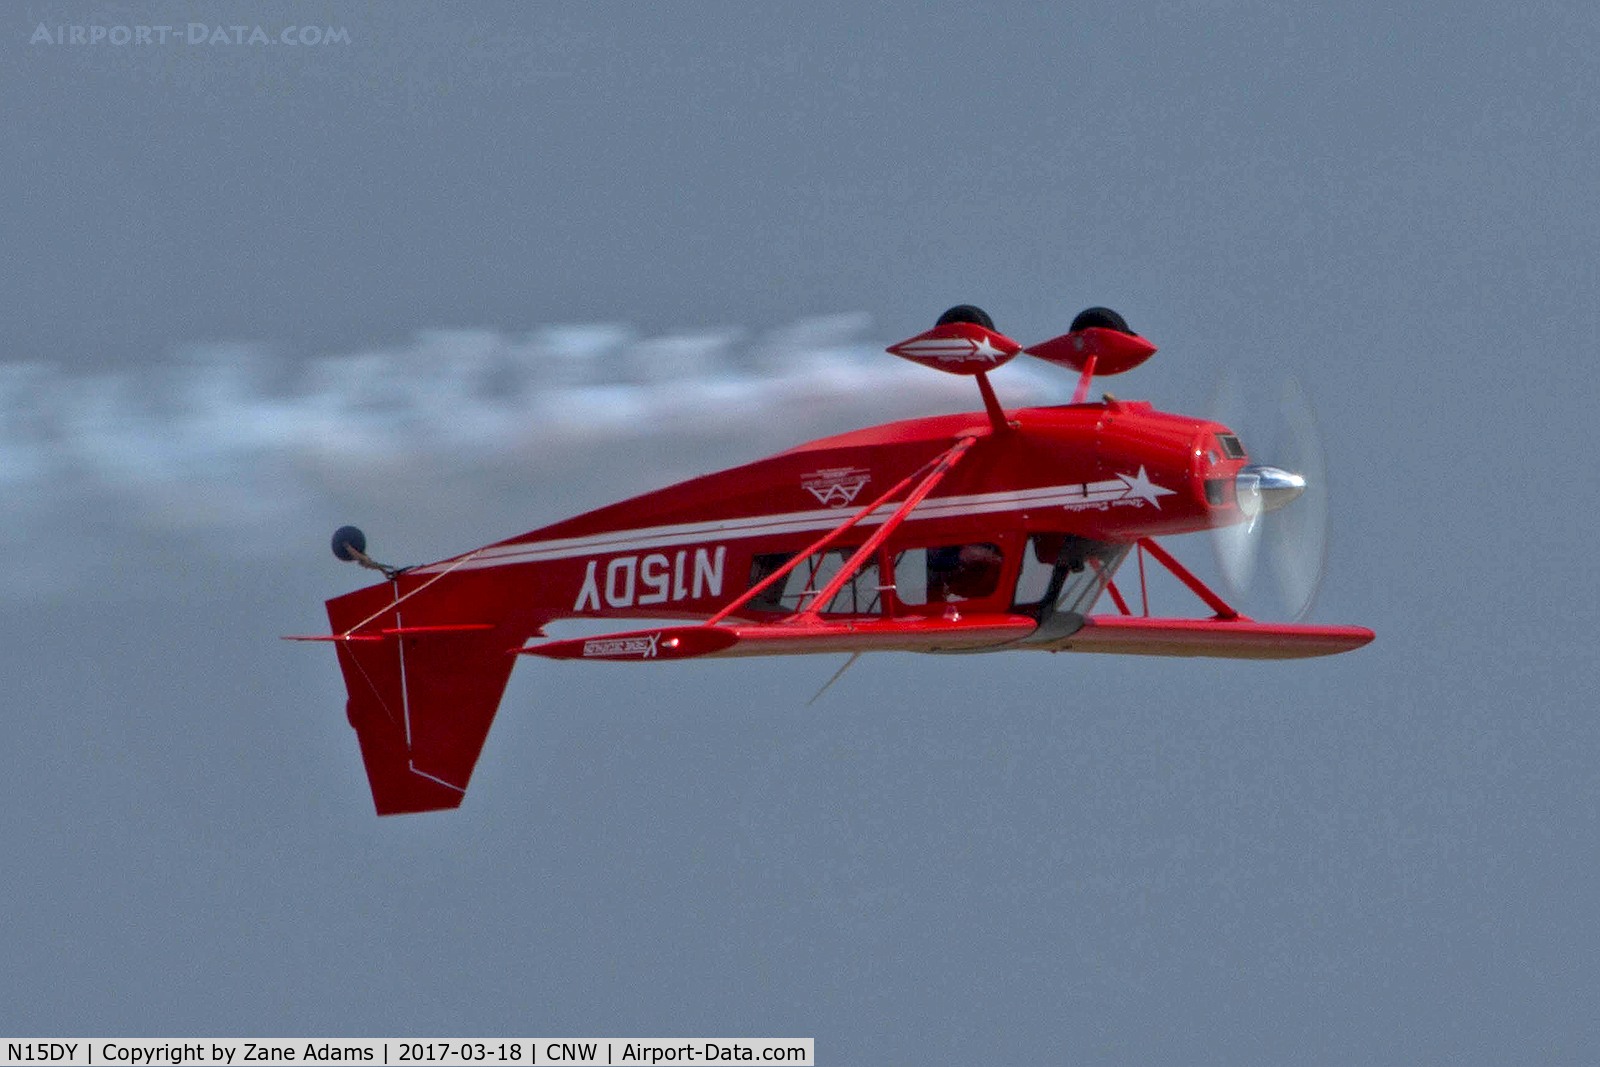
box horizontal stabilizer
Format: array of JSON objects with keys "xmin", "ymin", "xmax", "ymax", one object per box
[{"xmin": 283, "ymin": 623, "xmax": 495, "ymax": 643}]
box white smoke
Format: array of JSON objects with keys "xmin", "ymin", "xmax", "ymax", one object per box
[{"xmin": 1, "ymin": 315, "xmax": 1068, "ymax": 599}]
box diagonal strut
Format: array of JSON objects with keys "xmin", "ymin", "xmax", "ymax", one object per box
[{"xmin": 796, "ymin": 435, "xmax": 979, "ymax": 621}]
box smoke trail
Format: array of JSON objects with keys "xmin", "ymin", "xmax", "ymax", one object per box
[{"xmin": 1, "ymin": 315, "xmax": 1067, "ymax": 600}]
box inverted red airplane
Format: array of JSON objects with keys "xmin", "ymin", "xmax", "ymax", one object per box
[{"xmin": 289, "ymin": 306, "xmax": 1373, "ymax": 815}]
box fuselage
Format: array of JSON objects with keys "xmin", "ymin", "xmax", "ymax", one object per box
[{"xmin": 329, "ymin": 399, "xmax": 1253, "ymax": 639}]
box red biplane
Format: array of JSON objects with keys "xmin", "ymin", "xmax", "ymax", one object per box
[{"xmin": 289, "ymin": 306, "xmax": 1373, "ymax": 815}]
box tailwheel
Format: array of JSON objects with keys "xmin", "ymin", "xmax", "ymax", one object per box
[{"xmin": 330, "ymin": 525, "xmax": 404, "ymax": 580}]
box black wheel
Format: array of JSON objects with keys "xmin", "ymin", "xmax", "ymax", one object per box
[
  {"xmin": 936, "ymin": 304, "xmax": 995, "ymax": 330},
  {"xmin": 331, "ymin": 525, "xmax": 367, "ymax": 562},
  {"xmin": 1070, "ymin": 306, "xmax": 1132, "ymax": 334}
]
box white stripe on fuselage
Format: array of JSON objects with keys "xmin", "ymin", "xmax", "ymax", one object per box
[{"xmin": 410, "ymin": 477, "xmax": 1154, "ymax": 576}]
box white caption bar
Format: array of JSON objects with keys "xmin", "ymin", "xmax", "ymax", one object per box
[{"xmin": 0, "ymin": 1040, "xmax": 814, "ymax": 1066}]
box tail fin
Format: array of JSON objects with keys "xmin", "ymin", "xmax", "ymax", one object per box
[{"xmin": 326, "ymin": 585, "xmax": 518, "ymax": 815}]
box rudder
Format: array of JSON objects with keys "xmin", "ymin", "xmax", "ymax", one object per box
[{"xmin": 327, "ymin": 584, "xmax": 520, "ymax": 815}]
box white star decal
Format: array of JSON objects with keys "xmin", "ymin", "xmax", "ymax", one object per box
[
  {"xmin": 1117, "ymin": 466, "xmax": 1176, "ymax": 509},
  {"xmin": 971, "ymin": 335, "xmax": 1003, "ymax": 362}
]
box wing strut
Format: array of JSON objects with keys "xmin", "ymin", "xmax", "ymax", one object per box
[
  {"xmin": 1136, "ymin": 536, "xmax": 1240, "ymax": 619},
  {"xmin": 796, "ymin": 435, "xmax": 978, "ymax": 621},
  {"xmin": 707, "ymin": 434, "xmax": 980, "ymax": 626}
]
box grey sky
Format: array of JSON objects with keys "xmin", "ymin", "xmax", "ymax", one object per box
[{"xmin": 4, "ymin": 2, "xmax": 1597, "ymax": 1062}]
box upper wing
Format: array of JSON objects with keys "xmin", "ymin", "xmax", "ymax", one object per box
[
  {"xmin": 1047, "ymin": 536, "xmax": 1373, "ymax": 658},
  {"xmin": 514, "ymin": 613, "xmax": 1371, "ymax": 662},
  {"xmin": 517, "ymin": 613, "xmax": 1040, "ymax": 661},
  {"xmin": 1037, "ymin": 614, "xmax": 1374, "ymax": 659}
]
